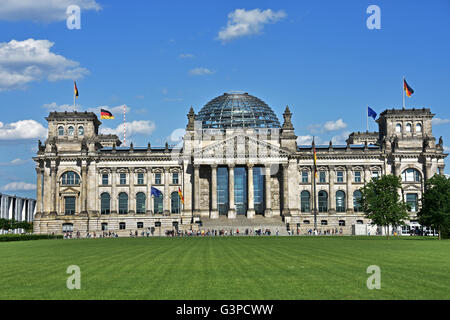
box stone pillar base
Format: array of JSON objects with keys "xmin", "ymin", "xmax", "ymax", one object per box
[
  {"xmin": 247, "ymin": 209, "xmax": 255, "ymax": 219},
  {"xmin": 264, "ymin": 209, "xmax": 273, "ymax": 217},
  {"xmin": 227, "ymin": 209, "xmax": 236, "ymax": 219},
  {"xmin": 210, "ymin": 210, "xmax": 219, "ymax": 219},
  {"xmin": 163, "ymin": 210, "xmax": 170, "ymax": 216}
]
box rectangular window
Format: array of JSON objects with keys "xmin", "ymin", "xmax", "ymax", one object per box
[
  {"xmin": 137, "ymin": 173, "xmax": 144, "ymax": 185},
  {"xmin": 102, "ymin": 174, "xmax": 109, "ymax": 185},
  {"xmin": 302, "ymin": 171, "xmax": 308, "ymax": 183},
  {"xmin": 65, "ymin": 196, "xmax": 76, "ymax": 215},
  {"xmin": 319, "ymin": 171, "xmax": 326, "ymax": 183},
  {"xmin": 172, "ymin": 172, "xmax": 179, "ymax": 184},
  {"xmin": 119, "ymin": 222, "xmax": 126, "ymax": 230},
  {"xmin": 155, "ymin": 173, "xmax": 161, "ymax": 184},
  {"xmin": 372, "ymin": 171, "xmax": 379, "ymax": 180},
  {"xmin": 337, "ymin": 171, "xmax": 344, "ymax": 183},
  {"xmin": 406, "ymin": 194, "xmax": 418, "ymax": 212},
  {"xmin": 120, "ymin": 173, "xmax": 127, "ymax": 185},
  {"xmin": 354, "ymin": 171, "xmax": 361, "ymax": 183}
]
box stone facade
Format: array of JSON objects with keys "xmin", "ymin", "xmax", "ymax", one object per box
[
  {"xmin": 32, "ymin": 104, "xmax": 447, "ymax": 236},
  {"xmin": 0, "ymin": 193, "xmax": 35, "ymax": 234}
]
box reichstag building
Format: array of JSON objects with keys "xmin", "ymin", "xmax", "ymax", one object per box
[{"xmin": 32, "ymin": 92, "xmax": 447, "ymax": 235}]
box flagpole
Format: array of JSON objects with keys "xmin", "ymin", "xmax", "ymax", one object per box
[
  {"xmin": 366, "ymin": 106, "xmax": 369, "ymax": 132},
  {"xmin": 123, "ymin": 104, "xmax": 126, "ymax": 146},
  {"xmin": 402, "ymin": 76, "xmax": 405, "ymax": 110},
  {"xmin": 312, "ymin": 137, "xmax": 317, "ymax": 231},
  {"xmin": 73, "ymin": 80, "xmax": 76, "ymax": 112}
]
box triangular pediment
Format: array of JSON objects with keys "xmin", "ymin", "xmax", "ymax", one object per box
[{"xmin": 193, "ymin": 134, "xmax": 290, "ymax": 160}]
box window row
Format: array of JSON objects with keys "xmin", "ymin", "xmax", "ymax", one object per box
[
  {"xmin": 301, "ymin": 171, "xmax": 380, "ymax": 183},
  {"xmin": 301, "ymin": 219, "xmax": 364, "ymax": 226},
  {"xmin": 100, "ymin": 172, "xmax": 179, "ymax": 185},
  {"xmin": 395, "ymin": 122, "xmax": 422, "ymax": 134},
  {"xmin": 300, "ymin": 190, "xmax": 363, "ymax": 213},
  {"xmin": 100, "ymin": 191, "xmax": 181, "ymax": 215},
  {"xmin": 58, "ymin": 125, "xmax": 84, "ymax": 136}
]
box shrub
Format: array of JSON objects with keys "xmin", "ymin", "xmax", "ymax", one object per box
[{"xmin": 0, "ymin": 234, "xmax": 62, "ymax": 242}]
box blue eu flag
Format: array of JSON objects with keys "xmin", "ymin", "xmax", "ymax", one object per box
[
  {"xmin": 151, "ymin": 186, "xmax": 162, "ymax": 198},
  {"xmin": 368, "ymin": 107, "xmax": 377, "ymax": 120}
]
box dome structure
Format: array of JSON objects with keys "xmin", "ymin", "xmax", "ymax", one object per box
[{"xmin": 196, "ymin": 92, "xmax": 281, "ymax": 129}]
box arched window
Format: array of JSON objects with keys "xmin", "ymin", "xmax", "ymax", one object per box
[
  {"xmin": 136, "ymin": 192, "xmax": 146, "ymax": 214},
  {"xmin": 61, "ymin": 171, "xmax": 80, "ymax": 185},
  {"xmin": 100, "ymin": 192, "xmax": 110, "ymax": 214},
  {"xmin": 321, "ymin": 220, "xmax": 328, "ymax": 225},
  {"xmin": 137, "ymin": 222, "xmax": 144, "ymax": 229},
  {"xmin": 339, "ymin": 220, "xmax": 346, "ymax": 226},
  {"xmin": 78, "ymin": 126, "xmax": 84, "ymax": 136},
  {"xmin": 318, "ymin": 190, "xmax": 328, "ymax": 212},
  {"xmin": 68, "ymin": 126, "xmax": 74, "ymax": 136},
  {"xmin": 171, "ymin": 191, "xmax": 180, "ymax": 214},
  {"xmin": 395, "ymin": 123, "xmax": 402, "ymax": 133},
  {"xmin": 336, "ymin": 190, "xmax": 346, "ymax": 212},
  {"xmin": 58, "ymin": 126, "xmax": 64, "ymax": 136},
  {"xmin": 356, "ymin": 220, "xmax": 364, "ymax": 224},
  {"xmin": 416, "ymin": 123, "xmax": 422, "ymax": 132},
  {"xmin": 154, "ymin": 191, "xmax": 163, "ymax": 214},
  {"xmin": 118, "ymin": 192, "xmax": 128, "ymax": 214},
  {"xmin": 406, "ymin": 123, "xmax": 412, "ymax": 132},
  {"xmin": 303, "ymin": 220, "xmax": 310, "ymax": 224},
  {"xmin": 300, "ymin": 190, "xmax": 310, "ymax": 212},
  {"xmin": 402, "ymin": 168, "xmax": 421, "ymax": 182},
  {"xmin": 353, "ymin": 190, "xmax": 362, "ymax": 212}
]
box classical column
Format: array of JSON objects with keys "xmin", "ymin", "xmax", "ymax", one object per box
[
  {"xmin": 264, "ymin": 164, "xmax": 272, "ymax": 217},
  {"xmin": 50, "ymin": 162, "xmax": 57, "ymax": 215},
  {"xmin": 247, "ymin": 164, "xmax": 255, "ymax": 219},
  {"xmin": 228, "ymin": 164, "xmax": 236, "ymax": 219},
  {"xmin": 346, "ymin": 165, "xmax": 353, "ymax": 213},
  {"xmin": 111, "ymin": 167, "xmax": 117, "ymax": 214},
  {"xmin": 328, "ymin": 165, "xmax": 335, "ymax": 214},
  {"xmin": 163, "ymin": 167, "xmax": 170, "ymax": 215},
  {"xmin": 425, "ymin": 163, "xmax": 433, "ymax": 181},
  {"xmin": 43, "ymin": 165, "xmax": 52, "ymax": 215},
  {"xmin": 194, "ymin": 164, "xmax": 200, "ymax": 214},
  {"xmin": 147, "ymin": 167, "xmax": 153, "ymax": 214},
  {"xmin": 35, "ymin": 167, "xmax": 43, "ymax": 215},
  {"xmin": 210, "ymin": 164, "xmax": 219, "ymax": 219},
  {"xmin": 282, "ymin": 163, "xmax": 290, "ymax": 215},
  {"xmin": 129, "ymin": 168, "xmax": 135, "ymax": 214},
  {"xmin": 80, "ymin": 162, "xmax": 88, "ymax": 215},
  {"xmin": 364, "ymin": 165, "xmax": 371, "ymax": 183}
]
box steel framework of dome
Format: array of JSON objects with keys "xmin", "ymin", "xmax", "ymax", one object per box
[{"xmin": 196, "ymin": 92, "xmax": 281, "ymax": 129}]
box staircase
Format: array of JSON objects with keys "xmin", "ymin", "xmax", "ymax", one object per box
[{"xmin": 197, "ymin": 215, "xmax": 289, "ymax": 235}]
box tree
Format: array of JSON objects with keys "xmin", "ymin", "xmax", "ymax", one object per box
[
  {"xmin": 359, "ymin": 174, "xmax": 409, "ymax": 239},
  {"xmin": 418, "ymin": 174, "xmax": 450, "ymax": 240}
]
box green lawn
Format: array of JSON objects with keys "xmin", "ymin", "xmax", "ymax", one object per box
[{"xmin": 0, "ymin": 236, "xmax": 449, "ymax": 300}]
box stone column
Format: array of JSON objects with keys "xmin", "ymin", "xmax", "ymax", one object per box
[
  {"xmin": 264, "ymin": 164, "xmax": 273, "ymax": 217},
  {"xmin": 247, "ymin": 164, "xmax": 255, "ymax": 219},
  {"xmin": 50, "ymin": 162, "xmax": 57, "ymax": 215},
  {"xmin": 328, "ymin": 165, "xmax": 335, "ymax": 214},
  {"xmin": 438, "ymin": 166, "xmax": 444, "ymax": 176},
  {"xmin": 163, "ymin": 167, "xmax": 170, "ymax": 215},
  {"xmin": 129, "ymin": 168, "xmax": 135, "ymax": 214},
  {"xmin": 282, "ymin": 164, "xmax": 290, "ymax": 215},
  {"xmin": 111, "ymin": 168, "xmax": 117, "ymax": 214},
  {"xmin": 147, "ymin": 167, "xmax": 153, "ymax": 214},
  {"xmin": 35, "ymin": 167, "xmax": 43, "ymax": 215},
  {"xmin": 210, "ymin": 164, "xmax": 218, "ymax": 219},
  {"xmin": 228, "ymin": 164, "xmax": 236, "ymax": 219},
  {"xmin": 364, "ymin": 165, "xmax": 371, "ymax": 183},
  {"xmin": 43, "ymin": 165, "xmax": 51, "ymax": 215},
  {"xmin": 425, "ymin": 163, "xmax": 433, "ymax": 181},
  {"xmin": 194, "ymin": 164, "xmax": 200, "ymax": 214},
  {"xmin": 80, "ymin": 162, "xmax": 88, "ymax": 215},
  {"xmin": 346, "ymin": 165, "xmax": 353, "ymax": 213}
]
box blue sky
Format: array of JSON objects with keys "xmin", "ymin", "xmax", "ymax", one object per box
[{"xmin": 0, "ymin": 0, "xmax": 449, "ymax": 198}]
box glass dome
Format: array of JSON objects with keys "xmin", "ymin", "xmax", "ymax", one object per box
[{"xmin": 196, "ymin": 92, "xmax": 281, "ymax": 129}]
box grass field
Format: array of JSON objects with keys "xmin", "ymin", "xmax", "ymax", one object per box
[{"xmin": 0, "ymin": 236, "xmax": 449, "ymax": 300}]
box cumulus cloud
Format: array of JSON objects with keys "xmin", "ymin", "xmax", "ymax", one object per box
[
  {"xmin": 331, "ymin": 131, "xmax": 351, "ymax": 145},
  {"xmin": 307, "ymin": 118, "xmax": 347, "ymax": 134},
  {"xmin": 217, "ymin": 8, "xmax": 286, "ymax": 42},
  {"xmin": 432, "ymin": 118, "xmax": 450, "ymax": 125},
  {"xmin": 0, "ymin": 158, "xmax": 30, "ymax": 166},
  {"xmin": 2, "ymin": 181, "xmax": 36, "ymax": 191},
  {"xmin": 0, "ymin": 120, "xmax": 47, "ymax": 140},
  {"xmin": 100, "ymin": 120, "xmax": 156, "ymax": 139},
  {"xmin": 0, "ymin": 0, "xmax": 101, "ymax": 22},
  {"xmin": 189, "ymin": 67, "xmax": 215, "ymax": 76},
  {"xmin": 0, "ymin": 39, "xmax": 89, "ymax": 91},
  {"xmin": 296, "ymin": 135, "xmax": 325, "ymax": 145}
]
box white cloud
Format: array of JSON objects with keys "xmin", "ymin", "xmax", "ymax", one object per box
[
  {"xmin": 2, "ymin": 181, "xmax": 36, "ymax": 191},
  {"xmin": 189, "ymin": 67, "xmax": 215, "ymax": 76},
  {"xmin": 217, "ymin": 8, "xmax": 286, "ymax": 42},
  {"xmin": 444, "ymin": 146, "xmax": 450, "ymax": 153},
  {"xmin": 307, "ymin": 118, "xmax": 347, "ymax": 134},
  {"xmin": 0, "ymin": 158, "xmax": 29, "ymax": 166},
  {"xmin": 100, "ymin": 120, "xmax": 156, "ymax": 139},
  {"xmin": 0, "ymin": 120, "xmax": 47, "ymax": 140},
  {"xmin": 0, "ymin": 0, "xmax": 101, "ymax": 22},
  {"xmin": 331, "ymin": 131, "xmax": 351, "ymax": 145},
  {"xmin": 432, "ymin": 118, "xmax": 450, "ymax": 125},
  {"xmin": 0, "ymin": 39, "xmax": 89, "ymax": 91},
  {"xmin": 296, "ymin": 135, "xmax": 324, "ymax": 145},
  {"xmin": 42, "ymin": 102, "xmax": 75, "ymax": 112},
  {"xmin": 179, "ymin": 53, "xmax": 195, "ymax": 59}
]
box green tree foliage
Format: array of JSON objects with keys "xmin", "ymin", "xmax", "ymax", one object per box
[
  {"xmin": 359, "ymin": 174, "xmax": 409, "ymax": 238},
  {"xmin": 418, "ymin": 174, "xmax": 450, "ymax": 240},
  {"xmin": 0, "ymin": 219, "xmax": 33, "ymax": 233}
]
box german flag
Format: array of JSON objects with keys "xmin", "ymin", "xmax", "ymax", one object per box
[
  {"xmin": 74, "ymin": 81, "xmax": 79, "ymax": 98},
  {"xmin": 403, "ymin": 79, "xmax": 414, "ymax": 97},
  {"xmin": 100, "ymin": 109, "xmax": 114, "ymax": 119},
  {"xmin": 178, "ymin": 187, "xmax": 184, "ymax": 204}
]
